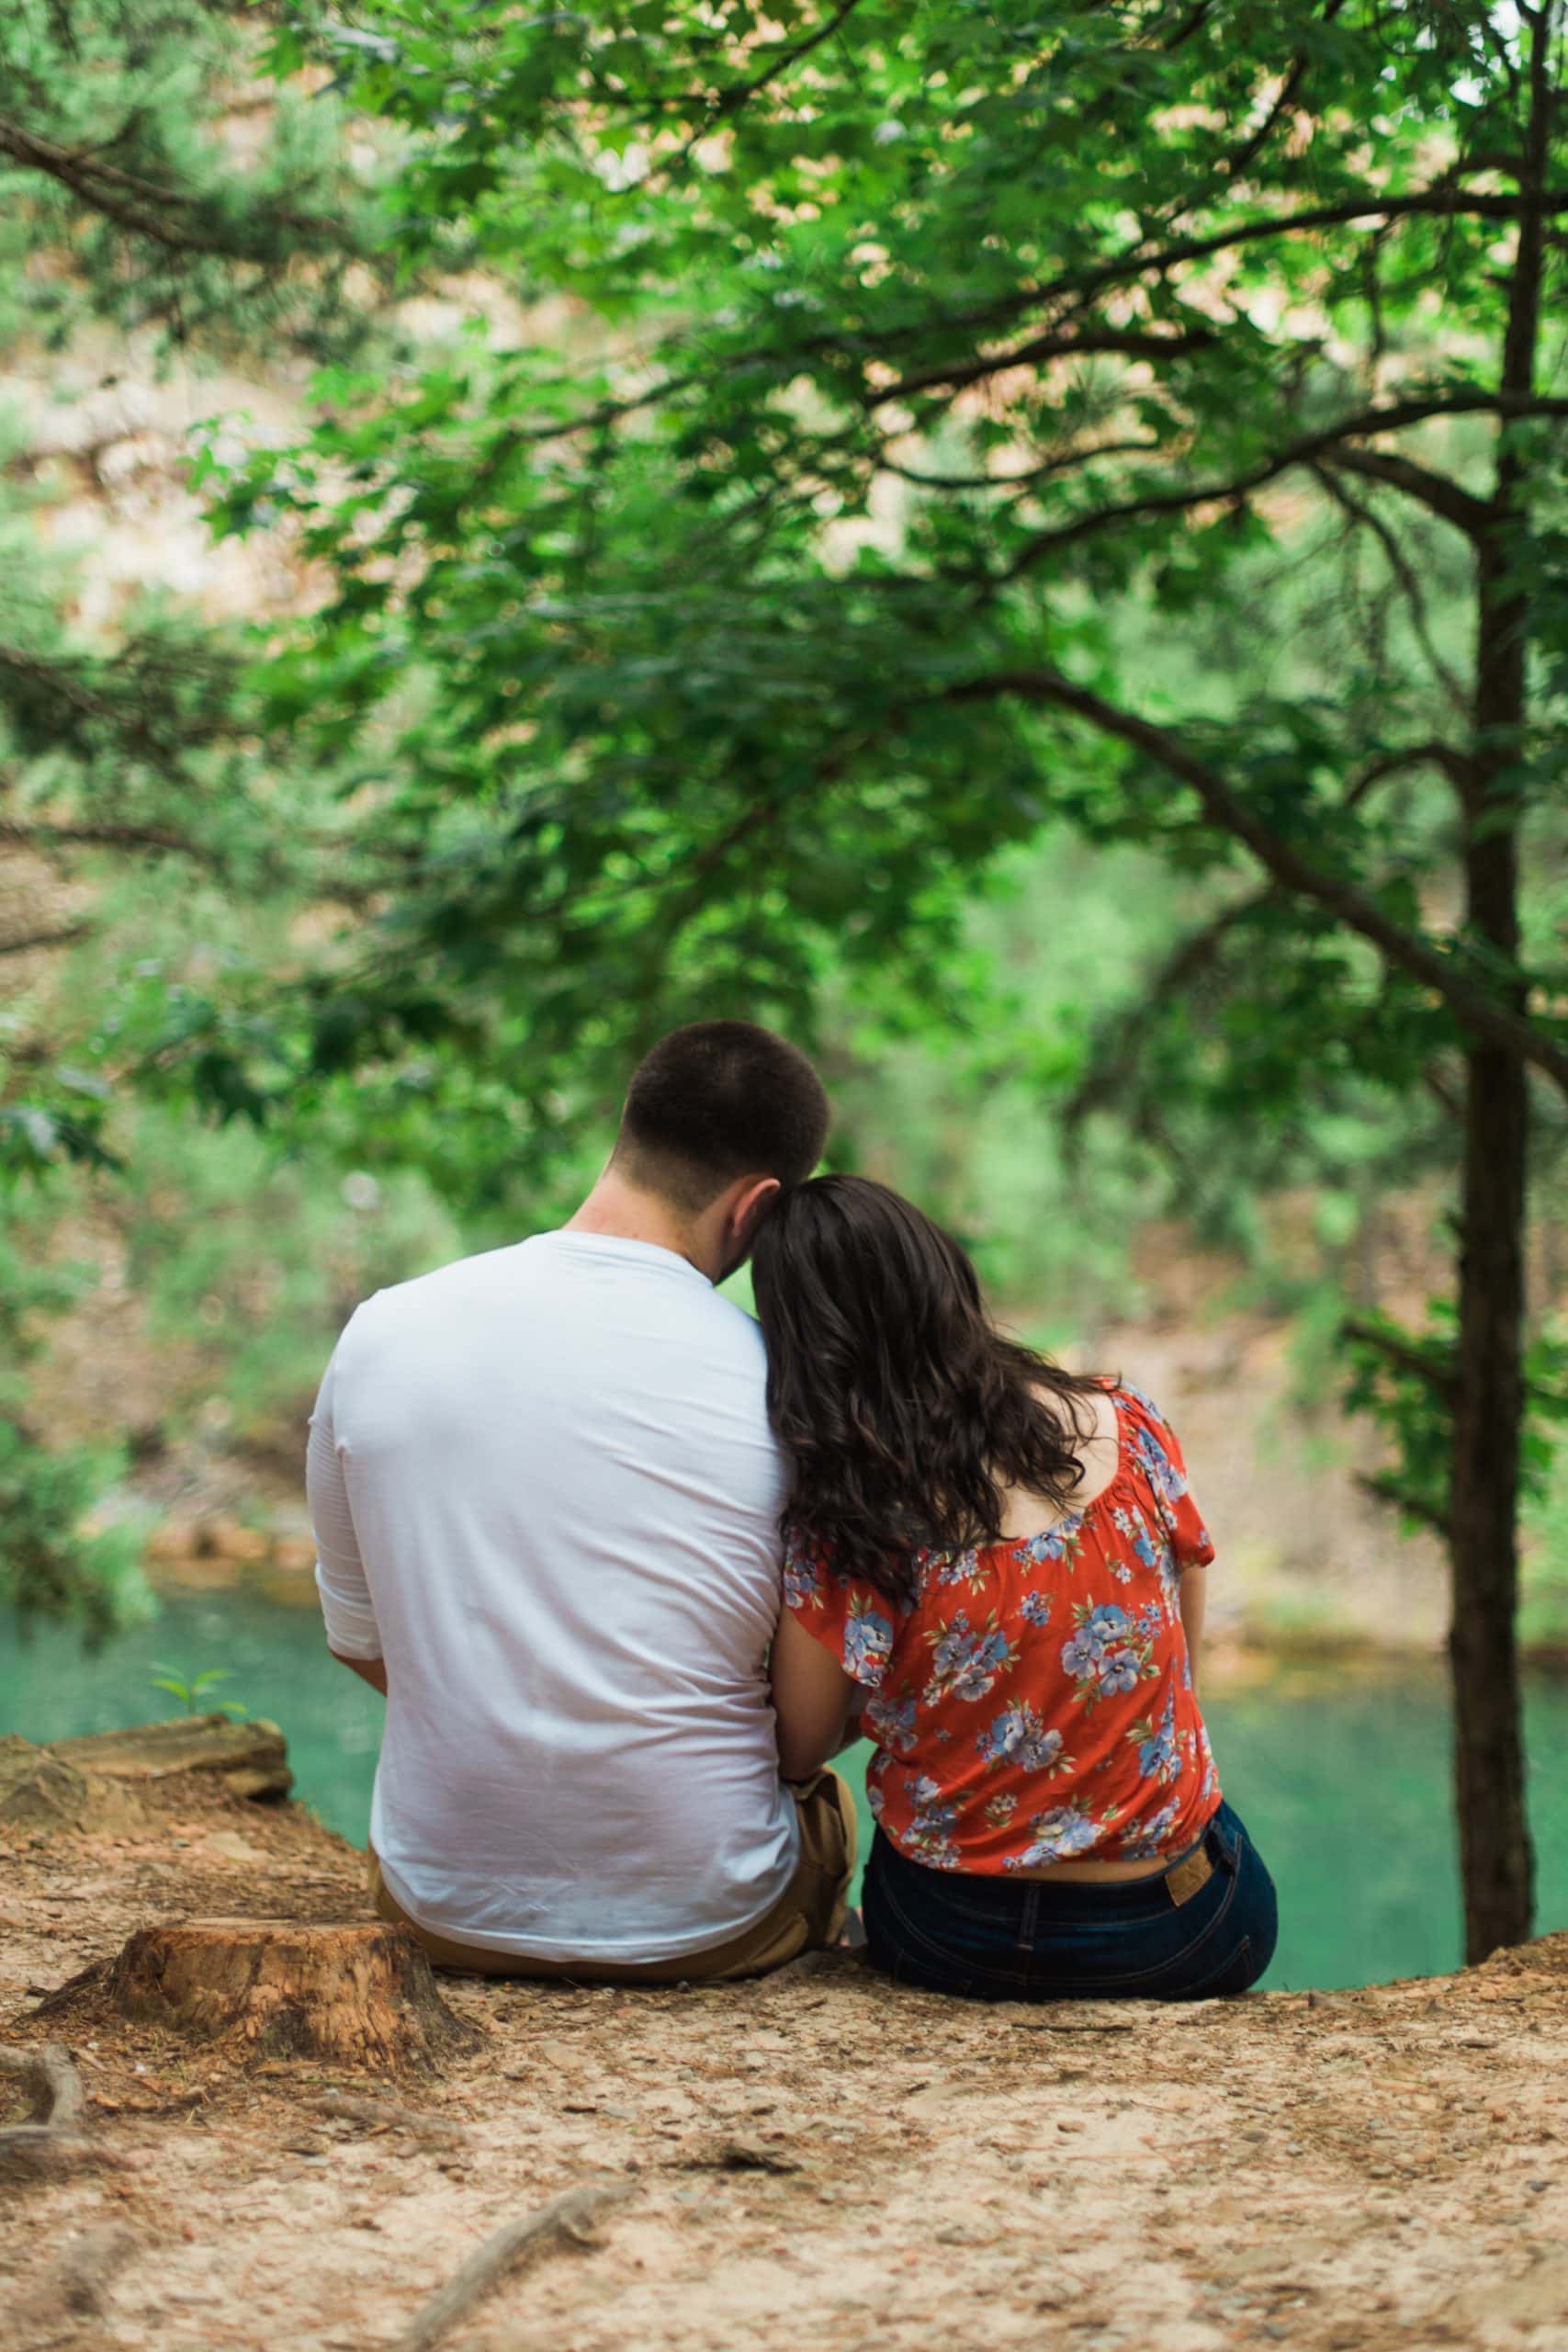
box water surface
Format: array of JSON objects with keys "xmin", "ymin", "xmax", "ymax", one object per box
[{"xmin": 7, "ymin": 1589, "xmax": 1567, "ymax": 1991}]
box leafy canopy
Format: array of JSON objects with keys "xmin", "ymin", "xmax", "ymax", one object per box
[{"xmin": 209, "ymin": 0, "xmax": 1568, "ymax": 1189}]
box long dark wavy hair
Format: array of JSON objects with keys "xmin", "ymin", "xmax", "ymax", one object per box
[{"xmin": 750, "ymin": 1174, "xmax": 1106, "ymax": 1603}]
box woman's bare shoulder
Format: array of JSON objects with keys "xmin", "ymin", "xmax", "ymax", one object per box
[{"xmin": 997, "ymin": 1382, "xmax": 1120, "ymax": 1539}]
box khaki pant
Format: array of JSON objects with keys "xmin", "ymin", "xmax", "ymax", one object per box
[{"xmin": 367, "ymin": 1768, "xmax": 858, "ymax": 1984}]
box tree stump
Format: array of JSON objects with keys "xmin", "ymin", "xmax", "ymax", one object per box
[
  {"xmin": 51, "ymin": 1714, "xmax": 293, "ymax": 1801},
  {"xmin": 105, "ymin": 1922, "xmax": 474, "ymax": 2071},
  {"xmin": 0, "ymin": 1736, "xmax": 148, "ymax": 1837}
]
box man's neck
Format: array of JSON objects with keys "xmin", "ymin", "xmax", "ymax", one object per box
[{"xmin": 565, "ymin": 1173, "xmax": 716, "ymax": 1282}]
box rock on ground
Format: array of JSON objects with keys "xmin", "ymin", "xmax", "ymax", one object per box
[{"xmin": 0, "ymin": 1766, "xmax": 1564, "ymax": 2352}]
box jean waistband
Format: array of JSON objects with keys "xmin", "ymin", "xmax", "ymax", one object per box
[{"xmin": 870, "ymin": 1802, "xmax": 1238, "ymax": 1922}]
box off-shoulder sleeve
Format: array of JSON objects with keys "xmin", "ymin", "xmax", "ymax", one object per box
[
  {"xmin": 1119, "ymin": 1385, "xmax": 1216, "ymax": 1573},
  {"xmin": 782, "ymin": 1526, "xmax": 897, "ymax": 1690}
]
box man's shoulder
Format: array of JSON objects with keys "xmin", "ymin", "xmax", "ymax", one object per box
[
  {"xmin": 704, "ymin": 1284, "xmax": 769, "ymax": 1349},
  {"xmin": 340, "ymin": 1240, "xmax": 536, "ymax": 1339},
  {"xmin": 339, "ymin": 1237, "xmax": 770, "ymax": 1381}
]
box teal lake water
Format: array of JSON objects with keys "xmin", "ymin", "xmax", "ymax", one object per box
[{"xmin": 7, "ymin": 1587, "xmax": 1568, "ymax": 1991}]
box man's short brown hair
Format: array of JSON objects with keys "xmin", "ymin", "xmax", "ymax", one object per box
[{"xmin": 613, "ymin": 1021, "xmax": 829, "ymax": 1212}]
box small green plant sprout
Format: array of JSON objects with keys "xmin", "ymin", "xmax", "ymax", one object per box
[{"xmin": 149, "ymin": 1663, "xmax": 249, "ymax": 1720}]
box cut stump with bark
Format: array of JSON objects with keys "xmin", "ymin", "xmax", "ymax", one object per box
[
  {"xmin": 104, "ymin": 1921, "xmax": 475, "ymax": 2071},
  {"xmin": 51, "ymin": 1713, "xmax": 293, "ymax": 1801},
  {"xmin": 0, "ymin": 1736, "xmax": 148, "ymax": 1837}
]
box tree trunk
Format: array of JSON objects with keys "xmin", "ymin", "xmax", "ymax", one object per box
[
  {"xmin": 1450, "ymin": 1028, "xmax": 1531, "ymax": 1962},
  {"xmin": 104, "ymin": 1921, "xmax": 475, "ymax": 2071},
  {"xmin": 1448, "ymin": 5, "xmax": 1553, "ymax": 1964}
]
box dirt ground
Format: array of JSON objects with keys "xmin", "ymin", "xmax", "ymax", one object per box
[{"xmin": 2, "ymin": 1766, "xmax": 1565, "ymax": 2352}]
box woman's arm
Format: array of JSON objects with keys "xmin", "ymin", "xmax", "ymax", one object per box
[
  {"xmin": 771, "ymin": 1606, "xmax": 861, "ymax": 1781},
  {"xmin": 1179, "ymin": 1563, "xmax": 1207, "ymax": 1686}
]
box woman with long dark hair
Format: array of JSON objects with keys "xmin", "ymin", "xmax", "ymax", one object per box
[{"xmin": 750, "ymin": 1174, "xmax": 1277, "ymax": 2001}]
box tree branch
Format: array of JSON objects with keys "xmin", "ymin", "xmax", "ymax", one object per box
[
  {"xmin": 872, "ymin": 326, "xmax": 1216, "ymax": 408},
  {"xmin": 1355, "ymin": 1471, "xmax": 1452, "ymax": 1539},
  {"xmin": 795, "ymin": 185, "xmax": 1568, "ymax": 375},
  {"xmin": 0, "ymin": 113, "xmax": 341, "ymax": 257},
  {"xmin": 1340, "ymin": 1316, "xmax": 1458, "ymax": 1397},
  {"xmin": 1348, "ymin": 741, "xmax": 1474, "ymax": 797},
  {"xmin": 1316, "ymin": 447, "xmax": 1494, "ymax": 537},
  {"xmin": 874, "ymin": 435, "xmax": 1156, "ymax": 492},
  {"xmin": 679, "ymin": 0, "xmax": 865, "ymax": 154},
  {"xmin": 1219, "ymin": 12, "xmax": 1344, "ymax": 184},
  {"xmin": 939, "ymin": 665, "xmax": 1568, "ymax": 1098},
  {"xmin": 995, "ymin": 393, "xmax": 1567, "ymax": 583},
  {"xmin": 1308, "ymin": 467, "xmax": 1472, "ymax": 716}
]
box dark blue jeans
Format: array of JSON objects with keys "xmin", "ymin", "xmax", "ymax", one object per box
[{"xmin": 863, "ymin": 1801, "xmax": 1278, "ymax": 2002}]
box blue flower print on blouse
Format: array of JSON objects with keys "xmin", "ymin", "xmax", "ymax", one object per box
[
  {"xmin": 1132, "ymin": 1690, "xmax": 1181, "ymax": 1784},
  {"xmin": 1061, "ymin": 1600, "xmax": 1156, "ymax": 1708},
  {"xmin": 1004, "ymin": 1800, "xmax": 1110, "ymax": 1869},
  {"xmin": 1120, "ymin": 1793, "xmax": 1183, "ymax": 1859},
  {"xmin": 922, "ymin": 1610, "xmax": 1019, "ymax": 1704},
  {"xmin": 1110, "ymin": 1501, "xmax": 1168, "ymax": 1581},
  {"xmin": 976, "ymin": 1702, "xmax": 1070, "ymax": 1776},
  {"xmin": 784, "ymin": 1544, "xmax": 822, "ymax": 1610},
  {"xmin": 1011, "ymin": 1516, "xmax": 1085, "ymax": 1570},
  {"xmin": 863, "ymin": 1691, "xmax": 918, "ymax": 1754},
  {"xmin": 904, "ymin": 1771, "xmax": 962, "ymax": 1869},
  {"xmin": 1019, "ymin": 1590, "xmax": 1051, "ymax": 1628},
  {"xmin": 931, "ymin": 1547, "xmax": 987, "ymax": 1590},
  {"xmin": 1129, "ymin": 1418, "xmax": 1190, "ymax": 1507},
  {"xmin": 843, "ymin": 1595, "xmax": 895, "ymax": 1686}
]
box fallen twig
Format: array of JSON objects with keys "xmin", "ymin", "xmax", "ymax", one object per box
[
  {"xmin": 0, "ymin": 2042, "xmax": 101, "ymax": 2181},
  {"xmin": 389, "ymin": 2178, "xmax": 637, "ymax": 2352},
  {"xmin": 314, "ymin": 2090, "xmax": 475, "ymax": 2143}
]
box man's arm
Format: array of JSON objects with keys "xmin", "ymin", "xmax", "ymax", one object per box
[
  {"xmin": 307, "ymin": 1348, "xmax": 387, "ymax": 1686},
  {"xmin": 771, "ymin": 1606, "xmax": 860, "ymax": 1781},
  {"xmin": 332, "ymin": 1652, "xmax": 389, "ymax": 1696}
]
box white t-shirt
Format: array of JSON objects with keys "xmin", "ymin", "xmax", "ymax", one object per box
[{"xmin": 307, "ymin": 1230, "xmax": 799, "ymax": 1962}]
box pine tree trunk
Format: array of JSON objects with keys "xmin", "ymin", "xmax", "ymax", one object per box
[{"xmin": 1448, "ymin": 7, "xmax": 1552, "ymax": 1965}]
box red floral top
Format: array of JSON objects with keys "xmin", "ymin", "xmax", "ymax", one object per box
[{"xmin": 784, "ymin": 1385, "xmax": 1221, "ymax": 1872}]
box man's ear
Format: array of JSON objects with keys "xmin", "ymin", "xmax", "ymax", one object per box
[{"xmin": 729, "ymin": 1173, "xmax": 782, "ymax": 1247}]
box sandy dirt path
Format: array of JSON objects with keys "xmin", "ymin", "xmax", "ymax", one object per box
[{"xmin": 2, "ymin": 1770, "xmax": 1564, "ymax": 2352}]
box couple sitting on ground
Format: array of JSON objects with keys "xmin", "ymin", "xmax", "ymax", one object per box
[{"xmin": 309, "ymin": 1022, "xmax": 1278, "ymax": 2001}]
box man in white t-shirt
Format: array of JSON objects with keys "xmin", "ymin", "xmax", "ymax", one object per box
[{"xmin": 308, "ymin": 1020, "xmax": 854, "ymax": 1980}]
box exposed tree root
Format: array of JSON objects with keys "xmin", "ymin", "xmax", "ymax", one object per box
[
  {"xmin": 0, "ymin": 2043, "xmax": 98, "ymax": 2183},
  {"xmin": 389, "ymin": 2178, "xmax": 638, "ymax": 2352}
]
